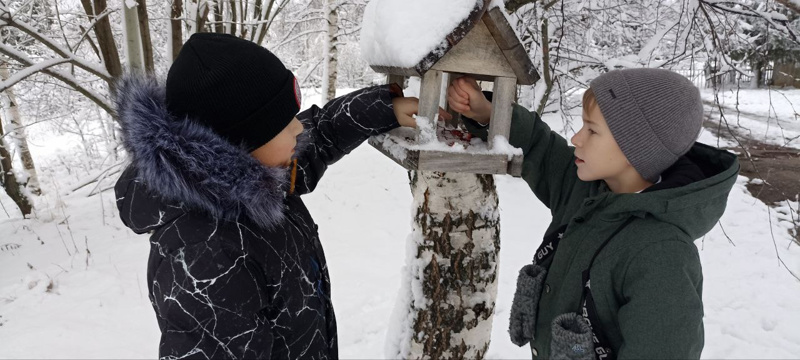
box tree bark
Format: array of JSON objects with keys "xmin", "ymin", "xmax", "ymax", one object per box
[
  {"xmin": 0, "ymin": 62, "xmax": 41, "ymax": 196},
  {"xmin": 0, "ymin": 112, "xmax": 33, "ymax": 217},
  {"xmin": 123, "ymin": 1, "xmax": 144, "ymax": 71},
  {"xmin": 254, "ymin": 0, "xmax": 277, "ymax": 45},
  {"xmin": 212, "ymin": 0, "xmax": 224, "ymax": 33},
  {"xmin": 321, "ymin": 0, "xmax": 338, "ymax": 102},
  {"xmin": 229, "ymin": 0, "xmax": 237, "ymax": 36},
  {"xmin": 387, "ymin": 171, "xmax": 500, "ymax": 360},
  {"xmin": 136, "ymin": 0, "xmax": 155, "ymax": 72},
  {"xmin": 80, "ymin": 0, "xmax": 122, "ymax": 84},
  {"xmin": 535, "ymin": 17, "xmax": 552, "ymax": 116},
  {"xmin": 170, "ymin": 0, "xmax": 183, "ymax": 61}
]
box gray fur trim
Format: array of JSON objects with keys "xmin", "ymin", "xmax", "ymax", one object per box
[
  {"xmin": 550, "ymin": 313, "xmax": 594, "ymax": 360},
  {"xmin": 509, "ymin": 264, "xmax": 547, "ymax": 346},
  {"xmin": 115, "ymin": 74, "xmax": 296, "ymax": 229}
]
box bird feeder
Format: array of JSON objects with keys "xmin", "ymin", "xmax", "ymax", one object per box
[{"xmin": 365, "ymin": 0, "xmax": 540, "ymax": 177}]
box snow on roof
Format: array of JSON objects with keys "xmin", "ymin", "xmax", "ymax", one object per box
[{"xmin": 360, "ymin": 0, "xmax": 484, "ymax": 68}]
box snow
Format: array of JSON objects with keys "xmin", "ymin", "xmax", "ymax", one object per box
[
  {"xmin": 373, "ymin": 116, "xmax": 522, "ymax": 162},
  {"xmin": 360, "ymin": 0, "xmax": 483, "ymax": 68},
  {"xmin": 701, "ymin": 88, "xmax": 800, "ymax": 149},
  {"xmin": 1, "ymin": 88, "xmax": 800, "ymax": 358}
]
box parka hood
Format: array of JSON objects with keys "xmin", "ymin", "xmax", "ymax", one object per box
[
  {"xmin": 113, "ymin": 75, "xmax": 307, "ymax": 233},
  {"xmin": 595, "ymin": 142, "xmax": 740, "ymax": 240}
]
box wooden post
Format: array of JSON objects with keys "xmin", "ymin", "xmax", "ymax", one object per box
[
  {"xmin": 417, "ymin": 70, "xmax": 443, "ymax": 143},
  {"xmin": 443, "ymin": 73, "xmax": 461, "ymax": 128},
  {"xmin": 386, "ymin": 74, "xmax": 406, "ymax": 87},
  {"xmin": 488, "ymin": 76, "xmax": 515, "ymax": 149}
]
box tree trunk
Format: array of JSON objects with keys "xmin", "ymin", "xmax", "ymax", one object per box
[
  {"xmin": 136, "ymin": 0, "xmax": 155, "ymax": 73},
  {"xmin": 321, "ymin": 0, "xmax": 338, "ymax": 102},
  {"xmin": 254, "ymin": 0, "xmax": 276, "ymax": 45},
  {"xmin": 170, "ymin": 0, "xmax": 184, "ymax": 61},
  {"xmin": 229, "ymin": 0, "xmax": 237, "ymax": 36},
  {"xmin": 387, "ymin": 171, "xmax": 500, "ymax": 360},
  {"xmin": 123, "ymin": 1, "xmax": 144, "ymax": 71},
  {"xmin": 80, "ymin": 0, "xmax": 122, "ymax": 84},
  {"xmin": 0, "ymin": 113, "xmax": 33, "ymax": 217},
  {"xmin": 751, "ymin": 61, "xmax": 763, "ymax": 89},
  {"xmin": 535, "ymin": 17, "xmax": 552, "ymax": 116},
  {"xmin": 0, "ymin": 63, "xmax": 41, "ymax": 196},
  {"xmin": 212, "ymin": 0, "xmax": 224, "ymax": 34}
]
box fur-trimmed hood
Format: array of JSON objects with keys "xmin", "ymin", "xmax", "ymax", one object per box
[{"xmin": 114, "ymin": 75, "xmax": 304, "ymax": 232}]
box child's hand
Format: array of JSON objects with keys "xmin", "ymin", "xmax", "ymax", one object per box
[
  {"xmin": 392, "ymin": 97, "xmax": 452, "ymax": 128},
  {"xmin": 447, "ymin": 76, "xmax": 492, "ymax": 124}
]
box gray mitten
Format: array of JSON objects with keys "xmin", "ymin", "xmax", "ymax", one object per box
[
  {"xmin": 550, "ymin": 313, "xmax": 594, "ymax": 360},
  {"xmin": 509, "ymin": 264, "xmax": 547, "ymax": 346}
]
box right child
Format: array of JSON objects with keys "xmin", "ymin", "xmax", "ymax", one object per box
[{"xmin": 447, "ymin": 69, "xmax": 739, "ymax": 359}]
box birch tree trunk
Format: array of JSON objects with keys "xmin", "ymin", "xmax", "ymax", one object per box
[
  {"xmin": 321, "ymin": 0, "xmax": 338, "ymax": 102},
  {"xmin": 123, "ymin": 1, "xmax": 144, "ymax": 72},
  {"xmin": 0, "ymin": 63, "xmax": 40, "ymax": 196},
  {"xmin": 0, "ymin": 112, "xmax": 32, "ymax": 217},
  {"xmin": 387, "ymin": 171, "xmax": 500, "ymax": 360}
]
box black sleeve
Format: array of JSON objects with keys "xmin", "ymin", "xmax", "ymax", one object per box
[
  {"xmin": 291, "ymin": 85, "xmax": 400, "ymax": 195},
  {"xmin": 151, "ymin": 241, "xmax": 274, "ymax": 359}
]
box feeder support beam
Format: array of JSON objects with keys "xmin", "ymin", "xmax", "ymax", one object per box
[{"xmin": 488, "ymin": 76, "xmax": 515, "ymax": 149}]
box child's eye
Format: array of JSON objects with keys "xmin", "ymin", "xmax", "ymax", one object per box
[{"xmin": 588, "ymin": 129, "xmax": 597, "ymax": 135}]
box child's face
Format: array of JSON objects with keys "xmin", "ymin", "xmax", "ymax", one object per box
[
  {"xmin": 570, "ymin": 102, "xmax": 631, "ymax": 184},
  {"xmin": 250, "ymin": 117, "xmax": 304, "ymax": 168}
]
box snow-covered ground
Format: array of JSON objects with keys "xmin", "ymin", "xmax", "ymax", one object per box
[
  {"xmin": 701, "ymin": 88, "xmax": 800, "ymax": 150},
  {"xmin": 1, "ymin": 88, "xmax": 799, "ymax": 358}
]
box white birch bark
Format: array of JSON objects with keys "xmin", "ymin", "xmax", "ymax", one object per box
[
  {"xmin": 0, "ymin": 62, "xmax": 41, "ymax": 195},
  {"xmin": 321, "ymin": 0, "xmax": 338, "ymax": 102},
  {"xmin": 122, "ymin": 0, "xmax": 144, "ymax": 71},
  {"xmin": 387, "ymin": 171, "xmax": 500, "ymax": 360}
]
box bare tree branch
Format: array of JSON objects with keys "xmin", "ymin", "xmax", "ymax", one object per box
[
  {"xmin": 0, "ymin": 4, "xmax": 112, "ymax": 83},
  {"xmin": 0, "ymin": 44, "xmax": 112, "ymax": 115}
]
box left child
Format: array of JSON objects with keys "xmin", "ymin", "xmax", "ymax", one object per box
[{"xmin": 114, "ymin": 33, "xmax": 439, "ymax": 359}]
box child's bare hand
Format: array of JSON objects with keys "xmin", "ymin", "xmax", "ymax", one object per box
[
  {"xmin": 392, "ymin": 97, "xmax": 452, "ymax": 128},
  {"xmin": 447, "ymin": 76, "xmax": 491, "ymax": 124}
]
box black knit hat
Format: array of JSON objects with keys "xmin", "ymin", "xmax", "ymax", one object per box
[{"xmin": 166, "ymin": 33, "xmax": 301, "ymax": 152}]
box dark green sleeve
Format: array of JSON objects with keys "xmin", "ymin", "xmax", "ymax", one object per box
[
  {"xmin": 463, "ymin": 104, "xmax": 581, "ymax": 211},
  {"xmin": 617, "ymin": 240, "xmax": 704, "ymax": 359}
]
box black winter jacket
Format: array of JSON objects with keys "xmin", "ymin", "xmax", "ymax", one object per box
[{"xmin": 114, "ymin": 76, "xmax": 400, "ymax": 359}]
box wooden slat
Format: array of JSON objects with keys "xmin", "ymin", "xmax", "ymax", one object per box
[
  {"xmin": 488, "ymin": 76, "xmax": 516, "ymax": 149},
  {"xmin": 386, "ymin": 74, "xmax": 407, "ymax": 87},
  {"xmin": 483, "ymin": 7, "xmax": 540, "ymax": 85},
  {"xmin": 372, "ymin": 65, "xmax": 422, "ymax": 78},
  {"xmin": 369, "ymin": 135, "xmax": 523, "ymax": 177},
  {"xmin": 368, "ymin": 137, "xmax": 420, "ymax": 170},
  {"xmin": 418, "ymin": 151, "xmax": 509, "ymax": 174},
  {"xmin": 417, "ymin": 70, "xmax": 443, "ymax": 142},
  {"xmin": 443, "ymin": 73, "xmax": 461, "ymax": 128},
  {"xmin": 507, "ymin": 154, "xmax": 523, "ymax": 177}
]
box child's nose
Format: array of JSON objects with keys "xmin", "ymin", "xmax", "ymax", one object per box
[{"xmin": 571, "ymin": 132, "xmax": 581, "ymax": 147}]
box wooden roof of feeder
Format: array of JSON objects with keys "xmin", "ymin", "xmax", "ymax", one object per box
[{"xmin": 368, "ymin": 0, "xmax": 539, "ymax": 85}]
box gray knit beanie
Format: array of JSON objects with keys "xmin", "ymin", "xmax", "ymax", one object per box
[{"xmin": 590, "ymin": 68, "xmax": 703, "ymax": 182}]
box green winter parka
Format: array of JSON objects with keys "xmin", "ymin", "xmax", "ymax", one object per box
[{"xmin": 466, "ymin": 104, "xmax": 739, "ymax": 359}]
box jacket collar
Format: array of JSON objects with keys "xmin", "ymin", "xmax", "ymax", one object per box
[{"xmin": 114, "ymin": 74, "xmax": 307, "ymax": 230}]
